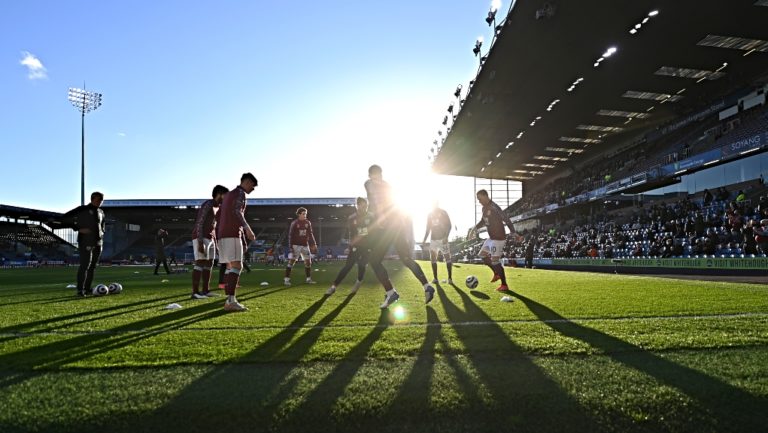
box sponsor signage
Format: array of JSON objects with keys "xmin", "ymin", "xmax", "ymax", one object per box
[
  {"xmin": 538, "ymin": 257, "xmax": 768, "ymax": 269},
  {"xmin": 720, "ymin": 132, "xmax": 766, "ymax": 157}
]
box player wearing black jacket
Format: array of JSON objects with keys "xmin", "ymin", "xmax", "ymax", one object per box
[{"xmin": 59, "ymin": 192, "xmax": 106, "ymax": 297}]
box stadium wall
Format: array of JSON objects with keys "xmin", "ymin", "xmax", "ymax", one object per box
[{"xmin": 513, "ymin": 257, "xmax": 768, "ymax": 276}]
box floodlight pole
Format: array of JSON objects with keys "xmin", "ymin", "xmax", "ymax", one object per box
[
  {"xmin": 80, "ymin": 108, "xmax": 85, "ymax": 206},
  {"xmin": 68, "ymin": 86, "xmax": 103, "ymax": 205}
]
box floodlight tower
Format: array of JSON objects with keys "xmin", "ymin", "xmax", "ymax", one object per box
[{"xmin": 68, "ymin": 87, "xmax": 103, "ymax": 205}]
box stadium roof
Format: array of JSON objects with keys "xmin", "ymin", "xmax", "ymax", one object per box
[
  {"xmin": 432, "ymin": 0, "xmax": 768, "ymax": 181},
  {"xmin": 0, "ymin": 204, "xmax": 63, "ymax": 223},
  {"xmin": 102, "ymin": 198, "xmax": 356, "ymax": 208}
]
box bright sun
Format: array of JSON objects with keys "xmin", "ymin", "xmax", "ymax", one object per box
[{"xmin": 388, "ymin": 169, "xmax": 440, "ymax": 220}]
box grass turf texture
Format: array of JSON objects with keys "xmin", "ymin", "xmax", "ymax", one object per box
[{"xmin": 0, "ymin": 263, "xmax": 766, "ymax": 433}]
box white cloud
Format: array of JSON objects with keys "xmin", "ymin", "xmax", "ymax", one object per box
[
  {"xmin": 117, "ymin": 132, "xmax": 127, "ymax": 137},
  {"xmin": 19, "ymin": 51, "xmax": 47, "ymax": 80}
]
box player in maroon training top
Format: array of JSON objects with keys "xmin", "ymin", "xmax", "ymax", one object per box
[
  {"xmin": 284, "ymin": 207, "xmax": 318, "ymax": 285},
  {"xmin": 468, "ymin": 189, "xmax": 520, "ymax": 292},
  {"xmin": 422, "ymin": 201, "xmax": 453, "ymax": 284},
  {"xmin": 365, "ymin": 164, "xmax": 435, "ymax": 308},
  {"xmin": 190, "ymin": 184, "xmax": 228, "ymax": 300},
  {"xmin": 217, "ymin": 172, "xmax": 257, "ymax": 311}
]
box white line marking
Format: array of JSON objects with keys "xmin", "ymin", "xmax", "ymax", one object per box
[{"xmin": 2, "ymin": 312, "xmax": 767, "ymax": 337}]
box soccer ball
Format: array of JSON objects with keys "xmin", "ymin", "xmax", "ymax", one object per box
[
  {"xmin": 108, "ymin": 282, "xmax": 123, "ymax": 294},
  {"xmin": 92, "ymin": 284, "xmax": 109, "ymax": 296},
  {"xmin": 465, "ymin": 275, "xmax": 479, "ymax": 289}
]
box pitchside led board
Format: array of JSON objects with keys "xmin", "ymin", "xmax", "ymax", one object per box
[{"xmin": 523, "ymin": 257, "xmax": 768, "ymax": 270}]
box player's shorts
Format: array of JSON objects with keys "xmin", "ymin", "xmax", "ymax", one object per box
[
  {"xmin": 192, "ymin": 238, "xmax": 215, "ymax": 261},
  {"xmin": 289, "ymin": 245, "xmax": 312, "ymax": 261},
  {"xmin": 218, "ymin": 237, "xmax": 243, "ymax": 263},
  {"xmin": 480, "ymin": 239, "xmax": 507, "ymax": 257},
  {"xmin": 428, "ymin": 239, "xmax": 452, "ymax": 261}
]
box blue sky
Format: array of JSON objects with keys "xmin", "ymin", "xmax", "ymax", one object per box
[{"xmin": 1, "ymin": 0, "xmax": 509, "ymax": 235}]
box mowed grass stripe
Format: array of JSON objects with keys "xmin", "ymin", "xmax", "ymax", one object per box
[
  {"xmin": 2, "ymin": 310, "xmax": 768, "ymax": 336},
  {"xmin": 1, "ymin": 316, "xmax": 766, "ymax": 368},
  {"xmin": 1, "ymin": 346, "xmax": 766, "ymax": 433},
  {"xmin": 1, "ymin": 265, "xmax": 767, "ymax": 432}
]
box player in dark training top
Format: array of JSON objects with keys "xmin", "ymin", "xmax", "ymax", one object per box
[{"xmin": 326, "ymin": 197, "xmax": 373, "ymax": 295}]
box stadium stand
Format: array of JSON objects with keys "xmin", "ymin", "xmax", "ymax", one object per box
[
  {"xmin": 432, "ymin": 1, "xmax": 768, "ymax": 276},
  {"xmin": 0, "ymin": 206, "xmax": 76, "ymax": 266}
]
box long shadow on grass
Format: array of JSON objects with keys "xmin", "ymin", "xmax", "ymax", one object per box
[
  {"xmin": 0, "ymin": 294, "xmax": 184, "ymax": 333},
  {"xmin": 428, "ymin": 283, "xmax": 601, "ymax": 433},
  {"xmin": 138, "ymin": 293, "xmax": 360, "ymax": 433},
  {"xmin": 514, "ymin": 291, "xmax": 768, "ymax": 431},
  {"xmin": 270, "ymin": 310, "xmax": 389, "ymax": 432},
  {"xmin": 0, "ymin": 292, "xmax": 249, "ymax": 371},
  {"xmin": 1, "ymin": 295, "xmax": 82, "ymax": 307}
]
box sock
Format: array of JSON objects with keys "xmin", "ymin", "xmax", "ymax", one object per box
[
  {"xmin": 285, "ymin": 265, "xmax": 292, "ymax": 278},
  {"xmin": 225, "ymin": 268, "xmax": 241, "ymax": 296},
  {"xmin": 305, "ymin": 266, "xmax": 311, "ymax": 279},
  {"xmin": 226, "ymin": 295, "xmax": 235, "ymax": 303},
  {"xmin": 192, "ymin": 266, "xmax": 202, "ymax": 293},
  {"xmin": 492, "ymin": 263, "xmax": 507, "ymax": 285},
  {"xmin": 202, "ymin": 268, "xmax": 211, "ymax": 292},
  {"xmin": 447, "ymin": 262, "xmax": 453, "ymax": 279},
  {"xmin": 431, "ymin": 262, "xmax": 438, "ymax": 280}
]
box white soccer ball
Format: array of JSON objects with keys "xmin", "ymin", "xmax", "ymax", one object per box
[
  {"xmin": 465, "ymin": 275, "xmax": 479, "ymax": 289},
  {"xmin": 108, "ymin": 282, "xmax": 123, "ymax": 294},
  {"xmin": 92, "ymin": 284, "xmax": 109, "ymax": 296}
]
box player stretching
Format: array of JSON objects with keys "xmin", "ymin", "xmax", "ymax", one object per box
[
  {"xmin": 326, "ymin": 197, "xmax": 373, "ymax": 295},
  {"xmin": 217, "ymin": 173, "xmax": 258, "ymax": 311},
  {"xmin": 284, "ymin": 207, "xmax": 318, "ymax": 285},
  {"xmin": 422, "ymin": 201, "xmax": 453, "ymax": 284},
  {"xmin": 365, "ymin": 164, "xmax": 436, "ymax": 308},
  {"xmin": 190, "ymin": 185, "xmax": 228, "ymax": 299},
  {"xmin": 468, "ymin": 189, "xmax": 519, "ymax": 292}
]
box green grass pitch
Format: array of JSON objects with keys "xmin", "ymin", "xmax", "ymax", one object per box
[{"xmin": 0, "ymin": 262, "xmax": 766, "ymax": 433}]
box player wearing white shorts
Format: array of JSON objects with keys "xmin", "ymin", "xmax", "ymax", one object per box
[
  {"xmin": 190, "ymin": 185, "xmax": 228, "ymax": 299},
  {"xmin": 468, "ymin": 189, "xmax": 520, "ymax": 292},
  {"xmin": 422, "ymin": 202, "xmax": 453, "ymax": 284},
  {"xmin": 216, "ymin": 173, "xmax": 258, "ymax": 312},
  {"xmin": 284, "ymin": 207, "xmax": 318, "ymax": 285}
]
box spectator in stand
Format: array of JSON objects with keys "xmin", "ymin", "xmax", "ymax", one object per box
[
  {"xmin": 702, "ymin": 189, "xmax": 713, "ymax": 206},
  {"xmin": 704, "ymin": 229, "xmax": 718, "ymax": 255},
  {"xmin": 60, "ymin": 191, "xmax": 106, "ymax": 297},
  {"xmin": 661, "ymin": 239, "xmax": 674, "ymax": 258},
  {"xmin": 754, "ymin": 219, "xmax": 768, "ymax": 255},
  {"xmin": 758, "ymin": 196, "xmax": 768, "ymax": 215},
  {"xmin": 735, "ymin": 190, "xmax": 746, "ymax": 203},
  {"xmin": 717, "ymin": 186, "xmax": 730, "ymax": 201},
  {"xmin": 524, "ymin": 240, "xmax": 535, "ymax": 268},
  {"xmin": 743, "ymin": 220, "xmax": 758, "ymax": 255}
]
